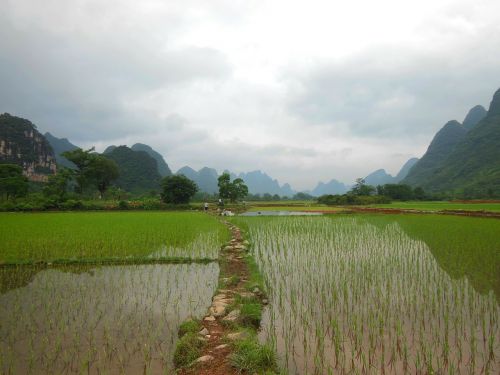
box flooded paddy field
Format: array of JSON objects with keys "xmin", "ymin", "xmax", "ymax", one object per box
[
  {"xmin": 0, "ymin": 211, "xmax": 228, "ymax": 374},
  {"xmin": 0, "ymin": 263, "xmax": 218, "ymax": 374},
  {"xmin": 232, "ymin": 215, "xmax": 500, "ymax": 374}
]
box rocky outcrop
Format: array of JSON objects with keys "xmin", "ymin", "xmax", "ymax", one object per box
[{"xmin": 0, "ymin": 113, "xmax": 56, "ymax": 182}]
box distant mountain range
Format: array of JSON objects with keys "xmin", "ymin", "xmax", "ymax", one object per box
[
  {"xmin": 363, "ymin": 157, "xmax": 419, "ymax": 186},
  {"xmin": 233, "ymin": 170, "xmax": 295, "ymax": 197},
  {"xmin": 44, "ymin": 132, "xmax": 79, "ymax": 169},
  {"xmin": 402, "ymin": 89, "xmax": 499, "ymax": 196},
  {"xmin": 177, "ymin": 166, "xmax": 219, "ymax": 194},
  {"xmin": 310, "ymin": 179, "xmax": 348, "ymax": 196},
  {"xmin": 176, "ymin": 167, "xmax": 296, "ymax": 196},
  {"xmin": 2, "ymin": 88, "xmax": 499, "ymax": 198}
]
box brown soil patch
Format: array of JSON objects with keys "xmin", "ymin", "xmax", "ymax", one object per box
[
  {"xmin": 345, "ymin": 206, "xmax": 500, "ymax": 218},
  {"xmin": 178, "ymin": 221, "xmax": 251, "ymax": 375}
]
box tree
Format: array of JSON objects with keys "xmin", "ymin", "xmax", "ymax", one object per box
[
  {"xmin": 161, "ymin": 175, "xmax": 198, "ymax": 204},
  {"xmin": 293, "ymin": 192, "xmax": 314, "ymax": 200},
  {"xmin": 62, "ymin": 148, "xmax": 119, "ymax": 197},
  {"xmin": 218, "ymin": 173, "xmax": 249, "ymax": 202},
  {"xmin": 217, "ymin": 173, "xmax": 231, "ymax": 200},
  {"xmin": 228, "ymin": 178, "xmax": 248, "ymax": 202},
  {"xmin": 43, "ymin": 168, "xmax": 74, "ymax": 201},
  {"xmin": 0, "ymin": 164, "xmax": 28, "ymax": 199},
  {"xmin": 350, "ymin": 178, "xmax": 375, "ymax": 196},
  {"xmin": 377, "ymin": 184, "xmax": 414, "ymax": 200},
  {"xmin": 413, "ymin": 187, "xmax": 426, "ymax": 200},
  {"xmin": 89, "ymin": 157, "xmax": 119, "ymax": 198}
]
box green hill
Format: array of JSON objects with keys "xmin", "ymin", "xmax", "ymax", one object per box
[
  {"xmin": 420, "ymin": 89, "xmax": 500, "ymax": 197},
  {"xmin": 462, "ymin": 105, "xmax": 487, "ymax": 131},
  {"xmin": 131, "ymin": 143, "xmax": 172, "ymax": 177},
  {"xmin": 104, "ymin": 146, "xmax": 161, "ymax": 193},
  {"xmin": 403, "ymin": 120, "xmax": 467, "ymax": 187}
]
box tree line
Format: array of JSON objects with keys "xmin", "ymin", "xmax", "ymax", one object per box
[
  {"xmin": 0, "ymin": 148, "xmax": 250, "ymax": 209},
  {"xmin": 317, "ymin": 178, "xmax": 428, "ymax": 205}
]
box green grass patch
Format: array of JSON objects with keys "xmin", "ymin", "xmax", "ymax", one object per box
[
  {"xmin": 230, "ymin": 337, "xmax": 278, "ymax": 374},
  {"xmin": 0, "ymin": 211, "xmax": 229, "ymax": 263},
  {"xmin": 173, "ymin": 332, "xmax": 206, "ymax": 368},
  {"xmin": 178, "ymin": 319, "xmax": 202, "ymax": 337},
  {"xmin": 240, "ymin": 302, "xmax": 262, "ymax": 328}
]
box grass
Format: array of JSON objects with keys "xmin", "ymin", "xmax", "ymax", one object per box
[
  {"xmin": 173, "ymin": 332, "xmax": 206, "ymax": 368},
  {"xmin": 0, "ymin": 211, "xmax": 229, "ymax": 264},
  {"xmin": 230, "ymin": 337, "xmax": 278, "ymax": 374},
  {"xmin": 178, "ymin": 319, "xmax": 202, "ymax": 337},
  {"xmin": 174, "ymin": 319, "xmax": 205, "ymax": 367}
]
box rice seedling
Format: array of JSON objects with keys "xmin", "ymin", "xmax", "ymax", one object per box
[
  {"xmin": 0, "ymin": 263, "xmax": 219, "ymax": 374},
  {"xmin": 232, "ymin": 215, "xmax": 500, "ymax": 374},
  {"xmin": 0, "ymin": 211, "xmax": 229, "ymax": 264}
]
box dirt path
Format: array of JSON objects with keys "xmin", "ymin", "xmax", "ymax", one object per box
[{"xmin": 178, "ymin": 221, "xmax": 253, "ymax": 375}]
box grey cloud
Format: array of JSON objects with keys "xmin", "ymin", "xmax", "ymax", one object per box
[
  {"xmin": 285, "ymin": 41, "xmax": 500, "ymax": 138},
  {"xmin": 0, "ymin": 6, "xmax": 231, "ymax": 142}
]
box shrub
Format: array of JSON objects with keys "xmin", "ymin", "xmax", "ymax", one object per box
[{"xmin": 118, "ymin": 200, "xmax": 129, "ymax": 210}]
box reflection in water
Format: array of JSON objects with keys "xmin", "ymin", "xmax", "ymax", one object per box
[
  {"xmin": 0, "ymin": 263, "xmax": 218, "ymax": 374},
  {"xmin": 362, "ymin": 214, "xmax": 500, "ymax": 300},
  {"xmin": 243, "ymin": 216, "xmax": 499, "ymax": 375}
]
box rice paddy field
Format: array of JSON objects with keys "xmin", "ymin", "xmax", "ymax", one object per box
[
  {"xmin": 1, "ymin": 210, "xmax": 499, "ymax": 374},
  {"xmin": 0, "ymin": 211, "xmax": 228, "ymax": 374},
  {"xmin": 231, "ymin": 214, "xmax": 500, "ymax": 374},
  {"xmin": 0, "ymin": 211, "xmax": 229, "ymax": 264}
]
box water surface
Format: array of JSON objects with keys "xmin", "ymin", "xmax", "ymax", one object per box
[{"xmin": 0, "ymin": 263, "xmax": 218, "ymax": 374}]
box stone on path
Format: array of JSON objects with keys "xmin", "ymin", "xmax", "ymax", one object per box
[
  {"xmin": 215, "ymin": 344, "xmax": 229, "ymax": 350},
  {"xmin": 194, "ymin": 355, "xmax": 214, "ymax": 363},
  {"xmin": 209, "ymin": 303, "xmax": 227, "ymax": 317},
  {"xmin": 222, "ymin": 309, "xmax": 240, "ymax": 322},
  {"xmin": 199, "ymin": 327, "xmax": 209, "ymax": 336},
  {"xmin": 204, "ymin": 315, "xmax": 216, "ymax": 321}
]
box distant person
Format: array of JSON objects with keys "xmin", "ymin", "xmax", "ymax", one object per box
[
  {"xmin": 218, "ymin": 198, "xmax": 224, "ymax": 208},
  {"xmin": 204, "ymin": 202, "xmax": 209, "ymax": 211}
]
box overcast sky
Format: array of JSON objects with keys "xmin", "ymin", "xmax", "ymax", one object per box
[{"xmin": 1, "ymin": 0, "xmax": 499, "ymax": 190}]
